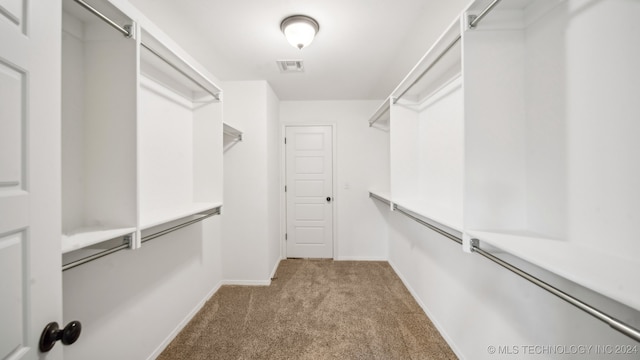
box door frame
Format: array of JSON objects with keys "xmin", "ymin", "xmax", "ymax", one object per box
[{"xmin": 280, "ymin": 123, "xmax": 337, "ymax": 259}]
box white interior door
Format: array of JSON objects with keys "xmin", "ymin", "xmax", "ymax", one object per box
[
  {"xmin": 0, "ymin": 1, "xmax": 63, "ymax": 359},
  {"xmin": 285, "ymin": 126, "xmax": 334, "ymax": 258}
]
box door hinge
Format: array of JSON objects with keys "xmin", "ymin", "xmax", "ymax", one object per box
[
  {"xmin": 284, "ymin": 137, "xmax": 287, "ymax": 144},
  {"xmin": 285, "ymin": 233, "xmax": 288, "ymax": 240},
  {"xmin": 284, "ymin": 185, "xmax": 287, "ymax": 192}
]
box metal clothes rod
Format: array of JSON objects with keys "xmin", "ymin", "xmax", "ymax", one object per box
[
  {"xmin": 141, "ymin": 42, "xmax": 221, "ymax": 101},
  {"xmin": 368, "ymin": 98, "xmax": 391, "ymax": 127},
  {"xmin": 469, "ymin": 0, "xmax": 504, "ymax": 28},
  {"xmin": 223, "ymin": 131, "xmax": 243, "ymax": 142},
  {"xmin": 368, "ymin": 192, "xmax": 391, "ymax": 206},
  {"xmin": 391, "ymin": 204, "xmax": 640, "ymax": 342},
  {"xmin": 394, "ymin": 205, "xmax": 462, "ymax": 245},
  {"xmin": 393, "ymin": 35, "xmax": 461, "ymax": 104},
  {"xmin": 141, "ymin": 207, "xmax": 220, "ymax": 243},
  {"xmin": 73, "ymin": 0, "xmax": 132, "ymax": 38},
  {"xmin": 62, "ymin": 207, "xmax": 221, "ymax": 271},
  {"xmin": 62, "ymin": 238, "xmax": 131, "ymax": 271},
  {"xmin": 472, "ymin": 244, "xmax": 640, "ymax": 343}
]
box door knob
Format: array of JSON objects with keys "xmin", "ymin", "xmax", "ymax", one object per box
[
  {"xmin": 326, "ymin": 196, "xmax": 332, "ymax": 202},
  {"xmin": 39, "ymin": 321, "xmax": 81, "ymax": 352}
]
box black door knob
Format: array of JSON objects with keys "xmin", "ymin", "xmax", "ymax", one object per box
[
  {"xmin": 326, "ymin": 196, "xmax": 332, "ymax": 202},
  {"xmin": 39, "ymin": 321, "xmax": 82, "ymax": 352}
]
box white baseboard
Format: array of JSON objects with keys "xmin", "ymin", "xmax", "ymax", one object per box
[
  {"xmin": 221, "ymin": 279, "xmax": 271, "ymax": 286},
  {"xmin": 147, "ymin": 280, "xmax": 223, "ymax": 360},
  {"xmin": 223, "ymin": 259, "xmax": 282, "ymax": 286},
  {"xmin": 334, "ymin": 256, "xmax": 388, "ymax": 261},
  {"xmin": 269, "ymin": 258, "xmax": 281, "ymax": 279},
  {"xmin": 387, "ymin": 259, "xmax": 464, "ymax": 360}
]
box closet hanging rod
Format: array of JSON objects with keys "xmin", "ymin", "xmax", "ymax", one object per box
[
  {"xmin": 368, "ymin": 192, "xmax": 391, "ymax": 206},
  {"xmin": 223, "ymin": 129, "xmax": 243, "ymax": 141},
  {"xmin": 472, "ymin": 243, "xmax": 640, "ymax": 342},
  {"xmin": 391, "ymin": 203, "xmax": 640, "ymax": 342},
  {"xmin": 73, "ymin": 0, "xmax": 132, "ymax": 38},
  {"xmin": 368, "ymin": 98, "xmax": 392, "ymax": 127},
  {"xmin": 62, "ymin": 236, "xmax": 132, "ymax": 271},
  {"xmin": 223, "ymin": 133, "xmax": 243, "ymax": 142},
  {"xmin": 141, "ymin": 206, "xmax": 221, "ymax": 244},
  {"xmin": 468, "ymin": 0, "xmax": 504, "ymax": 28},
  {"xmin": 62, "ymin": 207, "xmax": 221, "ymax": 271},
  {"xmin": 141, "ymin": 42, "xmax": 221, "ymax": 101},
  {"xmin": 394, "ymin": 205, "xmax": 462, "ymax": 245},
  {"xmin": 393, "ymin": 35, "xmax": 461, "ymax": 104}
]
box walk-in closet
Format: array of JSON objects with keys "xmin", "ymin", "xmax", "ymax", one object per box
[{"xmin": 1, "ymin": 0, "xmax": 638, "ymax": 359}]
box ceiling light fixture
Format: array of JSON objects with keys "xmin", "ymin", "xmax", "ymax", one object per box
[{"xmin": 280, "ymin": 15, "xmax": 319, "ymax": 50}]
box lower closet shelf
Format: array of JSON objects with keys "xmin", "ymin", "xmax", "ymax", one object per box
[
  {"xmin": 368, "ymin": 190, "xmax": 392, "ymax": 205},
  {"xmin": 393, "ymin": 198, "xmax": 462, "ymax": 233},
  {"xmin": 467, "ymin": 230, "xmax": 640, "ymax": 312},
  {"xmin": 140, "ymin": 202, "xmax": 222, "ymax": 230},
  {"xmin": 61, "ymin": 227, "xmax": 137, "ymax": 254}
]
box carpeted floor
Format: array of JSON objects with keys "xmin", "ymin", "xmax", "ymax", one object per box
[{"xmin": 158, "ymin": 259, "xmax": 457, "ymax": 359}]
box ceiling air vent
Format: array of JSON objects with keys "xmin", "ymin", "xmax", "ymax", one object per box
[{"xmin": 277, "ymin": 60, "xmax": 304, "ymax": 73}]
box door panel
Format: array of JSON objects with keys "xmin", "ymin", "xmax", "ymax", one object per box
[
  {"xmin": 285, "ymin": 126, "xmax": 333, "ymax": 258},
  {"xmin": 0, "ymin": 60, "xmax": 23, "ymax": 185},
  {"xmin": 0, "ymin": 0, "xmax": 62, "ymax": 359},
  {"xmin": 0, "ymin": 232, "xmax": 25, "ymax": 357},
  {"xmin": 0, "ymin": 0, "xmax": 26, "ymax": 32}
]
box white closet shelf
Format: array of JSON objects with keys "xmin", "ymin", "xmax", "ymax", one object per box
[
  {"xmin": 61, "ymin": 226, "xmax": 136, "ymax": 254},
  {"xmin": 223, "ymin": 123, "xmax": 242, "ymax": 137},
  {"xmin": 367, "ymin": 97, "xmax": 391, "ymax": 130},
  {"xmin": 467, "ymin": 230, "xmax": 640, "ymax": 312},
  {"xmin": 223, "ymin": 123, "xmax": 243, "ymax": 152},
  {"xmin": 391, "ymin": 16, "xmax": 461, "ymax": 104},
  {"xmin": 140, "ymin": 30, "xmax": 221, "ymax": 103},
  {"xmin": 140, "ymin": 202, "xmax": 222, "ymax": 230},
  {"xmin": 395, "ymin": 74, "xmax": 462, "ymax": 112},
  {"xmin": 223, "ymin": 123, "xmax": 243, "ymax": 141},
  {"xmin": 393, "ymin": 197, "xmax": 462, "ymax": 232},
  {"xmin": 368, "ymin": 189, "xmax": 392, "ymax": 204}
]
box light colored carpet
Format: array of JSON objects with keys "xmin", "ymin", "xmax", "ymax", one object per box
[{"xmin": 158, "ymin": 259, "xmax": 457, "ymax": 359}]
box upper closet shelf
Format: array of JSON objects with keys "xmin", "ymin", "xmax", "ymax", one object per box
[
  {"xmin": 368, "ymin": 97, "xmax": 391, "ymax": 131},
  {"xmin": 391, "ymin": 16, "xmax": 461, "ymax": 106},
  {"xmin": 139, "ymin": 202, "xmax": 222, "ymax": 230},
  {"xmin": 140, "ymin": 29, "xmax": 222, "ymax": 103},
  {"xmin": 63, "ymin": 0, "xmax": 132, "ymax": 37}
]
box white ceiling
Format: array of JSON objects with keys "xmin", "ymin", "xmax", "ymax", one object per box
[{"xmin": 126, "ymin": 0, "xmax": 467, "ymax": 100}]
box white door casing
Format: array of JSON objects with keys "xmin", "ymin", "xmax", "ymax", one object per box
[
  {"xmin": 285, "ymin": 126, "xmax": 334, "ymax": 258},
  {"xmin": 0, "ymin": 1, "xmax": 62, "ymax": 359}
]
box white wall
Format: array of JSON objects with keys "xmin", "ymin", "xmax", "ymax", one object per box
[
  {"xmin": 388, "ymin": 214, "xmax": 640, "ymax": 359},
  {"xmin": 280, "ymin": 101, "xmax": 390, "ymax": 260},
  {"xmin": 63, "ymin": 218, "xmax": 223, "ymax": 360},
  {"xmin": 266, "ymin": 85, "xmax": 282, "ymax": 276},
  {"xmin": 222, "ymin": 81, "xmax": 281, "ymax": 283}
]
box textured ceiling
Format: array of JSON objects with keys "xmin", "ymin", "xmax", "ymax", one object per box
[{"xmin": 126, "ymin": 0, "xmax": 467, "ymax": 100}]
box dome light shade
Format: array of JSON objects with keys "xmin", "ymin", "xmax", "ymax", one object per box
[{"xmin": 280, "ymin": 15, "xmax": 319, "ymax": 50}]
